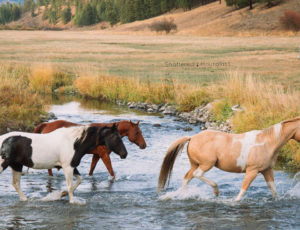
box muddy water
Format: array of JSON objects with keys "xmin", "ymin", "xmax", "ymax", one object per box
[{"xmin": 0, "ymin": 100, "xmax": 300, "ymax": 229}]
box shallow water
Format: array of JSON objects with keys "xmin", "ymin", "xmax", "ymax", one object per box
[{"xmin": 0, "ymin": 100, "xmax": 300, "ymax": 229}]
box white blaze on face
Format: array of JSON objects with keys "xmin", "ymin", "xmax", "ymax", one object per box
[
  {"xmin": 235, "ymin": 130, "xmax": 264, "ymax": 171},
  {"xmin": 273, "ymin": 123, "xmax": 282, "ymax": 140}
]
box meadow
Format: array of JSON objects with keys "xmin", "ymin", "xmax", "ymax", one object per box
[
  {"xmin": 0, "ymin": 30, "xmax": 300, "ymax": 169},
  {"xmin": 0, "ymin": 31, "xmax": 299, "ymax": 87}
]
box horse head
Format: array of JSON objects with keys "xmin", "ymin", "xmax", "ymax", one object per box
[
  {"xmin": 98, "ymin": 124, "xmax": 128, "ymax": 159},
  {"xmin": 127, "ymin": 121, "xmax": 147, "ymax": 149}
]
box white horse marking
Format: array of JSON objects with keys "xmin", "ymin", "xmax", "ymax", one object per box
[
  {"xmin": 235, "ymin": 189, "xmax": 246, "ymax": 201},
  {"xmin": 273, "ymin": 123, "xmax": 282, "ymax": 140},
  {"xmin": 267, "ymin": 181, "xmax": 277, "ymax": 197},
  {"xmin": 235, "ymin": 131, "xmax": 265, "ymax": 171}
]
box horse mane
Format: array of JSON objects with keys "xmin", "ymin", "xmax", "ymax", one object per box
[
  {"xmin": 73, "ymin": 125, "xmax": 112, "ymax": 150},
  {"xmin": 281, "ymin": 117, "xmax": 300, "ymax": 124},
  {"xmin": 260, "ymin": 117, "xmax": 300, "ymax": 138}
]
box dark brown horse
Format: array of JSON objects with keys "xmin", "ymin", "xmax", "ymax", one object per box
[{"xmin": 34, "ymin": 120, "xmax": 146, "ymax": 178}]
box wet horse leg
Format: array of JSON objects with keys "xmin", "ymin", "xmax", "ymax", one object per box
[
  {"xmin": 193, "ymin": 166, "xmax": 219, "ymax": 196},
  {"xmin": 72, "ymin": 168, "xmax": 82, "ymax": 192},
  {"xmin": 61, "ymin": 168, "xmax": 82, "ymax": 197},
  {"xmin": 12, "ymin": 169, "xmax": 27, "ymax": 201},
  {"xmin": 235, "ymin": 169, "xmax": 258, "ymax": 201},
  {"xmin": 262, "ymin": 168, "xmax": 277, "ymax": 198},
  {"xmin": 182, "ymin": 160, "xmax": 198, "ymax": 190},
  {"xmin": 63, "ymin": 166, "xmax": 74, "ymax": 203},
  {"xmin": 89, "ymin": 154, "xmax": 100, "ymax": 176},
  {"xmin": 101, "ymin": 152, "xmax": 115, "ymax": 179},
  {"xmin": 48, "ymin": 169, "xmax": 53, "ymax": 176}
]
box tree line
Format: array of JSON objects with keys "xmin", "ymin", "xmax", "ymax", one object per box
[
  {"xmin": 0, "ymin": 2, "xmax": 21, "ymax": 24},
  {"xmin": 0, "ymin": 0, "xmax": 277, "ymax": 26}
]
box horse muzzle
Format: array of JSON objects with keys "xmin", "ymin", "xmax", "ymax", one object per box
[
  {"xmin": 139, "ymin": 143, "xmax": 147, "ymax": 149},
  {"xmin": 120, "ymin": 152, "xmax": 128, "ymax": 159}
]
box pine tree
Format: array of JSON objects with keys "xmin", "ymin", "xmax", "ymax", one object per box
[{"xmin": 106, "ymin": 0, "xmax": 118, "ymax": 25}]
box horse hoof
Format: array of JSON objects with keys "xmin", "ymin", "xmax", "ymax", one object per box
[
  {"xmin": 214, "ymin": 189, "xmax": 219, "ymax": 196},
  {"xmin": 20, "ymin": 197, "xmax": 28, "ymax": 201},
  {"xmin": 61, "ymin": 191, "xmax": 68, "ymax": 197}
]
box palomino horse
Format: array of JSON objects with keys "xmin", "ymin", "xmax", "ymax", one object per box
[
  {"xmin": 0, "ymin": 124, "xmax": 128, "ymax": 203},
  {"xmin": 158, "ymin": 117, "xmax": 300, "ymax": 201},
  {"xmin": 34, "ymin": 120, "xmax": 146, "ymax": 177}
]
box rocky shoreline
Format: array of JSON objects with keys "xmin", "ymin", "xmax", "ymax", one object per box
[{"xmin": 117, "ymin": 100, "xmax": 232, "ymax": 132}]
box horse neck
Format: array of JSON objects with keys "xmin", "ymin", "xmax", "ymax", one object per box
[
  {"xmin": 274, "ymin": 120, "xmax": 299, "ymax": 151},
  {"xmin": 117, "ymin": 122, "xmax": 131, "ymax": 137}
]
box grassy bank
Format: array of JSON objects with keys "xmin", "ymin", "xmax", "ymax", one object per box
[
  {"xmin": 74, "ymin": 72, "xmax": 300, "ymax": 170},
  {"xmin": 1, "ymin": 64, "xmax": 299, "ymax": 170},
  {"xmin": 0, "ymin": 64, "xmax": 46, "ymax": 133}
]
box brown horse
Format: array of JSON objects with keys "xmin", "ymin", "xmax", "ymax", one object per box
[
  {"xmin": 158, "ymin": 117, "xmax": 300, "ymax": 201},
  {"xmin": 34, "ymin": 120, "xmax": 146, "ymax": 178}
]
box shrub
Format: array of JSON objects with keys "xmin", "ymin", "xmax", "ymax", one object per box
[
  {"xmin": 149, "ymin": 18, "xmax": 177, "ymax": 34},
  {"xmin": 61, "ymin": 6, "xmax": 72, "ymax": 24},
  {"xmin": 177, "ymin": 90, "xmax": 211, "ymax": 112},
  {"xmin": 0, "ymin": 64, "xmax": 45, "ymax": 133},
  {"xmin": 225, "ymin": 0, "xmax": 251, "ymax": 8},
  {"xmin": 280, "ymin": 10, "xmax": 300, "ymax": 31},
  {"xmin": 29, "ymin": 68, "xmax": 53, "ymax": 93},
  {"xmin": 211, "ymin": 99, "xmax": 233, "ymax": 123}
]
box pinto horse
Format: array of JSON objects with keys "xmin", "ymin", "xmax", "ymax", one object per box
[
  {"xmin": 158, "ymin": 117, "xmax": 300, "ymax": 201},
  {"xmin": 0, "ymin": 124, "xmax": 128, "ymax": 203},
  {"xmin": 34, "ymin": 120, "xmax": 146, "ymax": 178}
]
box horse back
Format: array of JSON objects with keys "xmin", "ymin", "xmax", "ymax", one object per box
[{"xmin": 34, "ymin": 120, "xmax": 80, "ymax": 134}]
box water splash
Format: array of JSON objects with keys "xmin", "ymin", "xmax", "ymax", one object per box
[
  {"xmin": 41, "ymin": 191, "xmax": 63, "ymax": 201},
  {"xmin": 159, "ymin": 186, "xmax": 213, "ymax": 201},
  {"xmin": 71, "ymin": 197, "xmax": 86, "ymax": 205},
  {"xmin": 285, "ymin": 181, "xmax": 300, "ymax": 198}
]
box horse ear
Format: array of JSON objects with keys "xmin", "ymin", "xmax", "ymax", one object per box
[{"xmin": 136, "ymin": 121, "xmax": 140, "ymax": 125}]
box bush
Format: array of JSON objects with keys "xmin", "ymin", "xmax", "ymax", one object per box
[
  {"xmin": 149, "ymin": 18, "xmax": 177, "ymax": 34},
  {"xmin": 211, "ymin": 99, "xmax": 233, "ymax": 123},
  {"xmin": 61, "ymin": 6, "xmax": 72, "ymax": 24},
  {"xmin": 225, "ymin": 0, "xmax": 251, "ymax": 8},
  {"xmin": 280, "ymin": 10, "xmax": 300, "ymax": 31}
]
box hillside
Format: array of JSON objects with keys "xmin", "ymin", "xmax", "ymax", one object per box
[
  {"xmin": 6, "ymin": 0, "xmax": 300, "ymax": 36},
  {"xmin": 110, "ymin": 0, "xmax": 300, "ymax": 35}
]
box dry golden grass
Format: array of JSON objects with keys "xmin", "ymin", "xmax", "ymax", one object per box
[
  {"xmin": 74, "ymin": 71, "xmax": 300, "ymax": 170},
  {"xmin": 0, "ymin": 64, "xmax": 45, "ymax": 133},
  {"xmin": 0, "ymin": 31, "xmax": 299, "ymax": 88}
]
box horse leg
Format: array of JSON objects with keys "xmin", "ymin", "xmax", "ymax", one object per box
[
  {"xmin": 235, "ymin": 169, "xmax": 258, "ymax": 201},
  {"xmin": 193, "ymin": 166, "xmax": 219, "ymax": 196},
  {"xmin": 89, "ymin": 154, "xmax": 100, "ymax": 176},
  {"xmin": 61, "ymin": 168, "xmax": 82, "ymax": 197},
  {"xmin": 101, "ymin": 152, "xmax": 115, "ymax": 179},
  {"xmin": 48, "ymin": 169, "xmax": 53, "ymax": 177},
  {"xmin": 12, "ymin": 169, "xmax": 27, "ymax": 201},
  {"xmin": 62, "ymin": 166, "xmax": 74, "ymax": 203},
  {"xmin": 72, "ymin": 168, "xmax": 82, "ymax": 193},
  {"xmin": 262, "ymin": 168, "xmax": 277, "ymax": 198}
]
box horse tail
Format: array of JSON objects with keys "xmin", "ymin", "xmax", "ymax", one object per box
[
  {"xmin": 157, "ymin": 136, "xmax": 191, "ymax": 192},
  {"xmin": 33, "ymin": 122, "xmax": 47, "ymax": 133}
]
